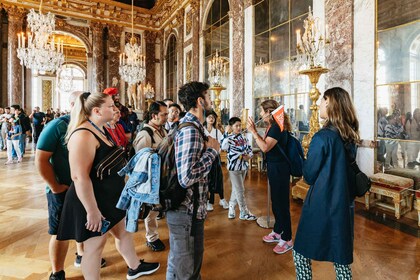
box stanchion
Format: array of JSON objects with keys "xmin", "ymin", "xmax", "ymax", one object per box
[{"xmin": 256, "ymin": 180, "xmax": 275, "ymax": 228}]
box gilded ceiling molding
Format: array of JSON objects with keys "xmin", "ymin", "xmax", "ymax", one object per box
[
  {"xmin": 3, "ymin": 4, "xmax": 26, "ymax": 21},
  {"xmin": 56, "ymin": 19, "xmax": 92, "ymax": 54},
  {"xmin": 189, "ymin": 0, "xmax": 200, "ymax": 14}
]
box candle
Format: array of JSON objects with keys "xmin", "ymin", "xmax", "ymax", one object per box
[
  {"xmin": 325, "ymin": 24, "xmax": 329, "ymax": 41},
  {"xmin": 296, "ymin": 29, "xmax": 301, "ymax": 46},
  {"xmin": 18, "ymin": 34, "xmax": 21, "ymax": 48},
  {"xmin": 119, "ymin": 54, "xmax": 122, "ymax": 65},
  {"xmin": 61, "ymin": 40, "xmax": 64, "ymax": 53},
  {"xmin": 22, "ymin": 34, "xmax": 25, "ymax": 48}
]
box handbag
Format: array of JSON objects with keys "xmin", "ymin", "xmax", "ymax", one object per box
[{"xmin": 94, "ymin": 145, "xmax": 127, "ymax": 180}]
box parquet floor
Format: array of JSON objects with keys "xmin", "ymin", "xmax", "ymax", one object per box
[{"xmin": 0, "ymin": 148, "xmax": 419, "ymax": 280}]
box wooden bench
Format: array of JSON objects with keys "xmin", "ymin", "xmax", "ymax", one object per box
[{"xmin": 365, "ymin": 173, "xmax": 414, "ymax": 219}]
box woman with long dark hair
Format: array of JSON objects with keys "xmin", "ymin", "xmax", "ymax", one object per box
[
  {"xmin": 293, "ymin": 87, "xmax": 360, "ymax": 279},
  {"xmin": 247, "ymin": 99, "xmax": 294, "ymax": 254}
]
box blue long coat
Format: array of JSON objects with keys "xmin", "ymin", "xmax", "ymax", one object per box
[{"xmin": 294, "ymin": 128, "xmax": 355, "ymax": 265}]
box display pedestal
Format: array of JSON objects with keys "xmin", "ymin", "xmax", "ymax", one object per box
[{"xmin": 257, "ymin": 181, "xmax": 275, "ymax": 229}]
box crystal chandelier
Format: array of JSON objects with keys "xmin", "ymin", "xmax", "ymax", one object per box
[
  {"xmin": 296, "ymin": 6, "xmax": 330, "ymax": 69},
  {"xmin": 144, "ymin": 82, "xmax": 155, "ymax": 100},
  {"xmin": 16, "ymin": 0, "xmax": 64, "ymax": 73},
  {"xmin": 119, "ymin": 0, "xmax": 146, "ymax": 85},
  {"xmin": 58, "ymin": 65, "xmax": 74, "ymax": 93},
  {"xmin": 208, "ymin": 50, "xmax": 228, "ymax": 87}
]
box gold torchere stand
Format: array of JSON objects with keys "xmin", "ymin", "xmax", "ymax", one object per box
[
  {"xmin": 210, "ymin": 85, "xmax": 225, "ymax": 131},
  {"xmin": 292, "ymin": 67, "xmax": 329, "ymax": 201}
]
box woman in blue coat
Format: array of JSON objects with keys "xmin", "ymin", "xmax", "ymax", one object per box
[{"xmin": 293, "ymin": 87, "xmax": 360, "ymax": 279}]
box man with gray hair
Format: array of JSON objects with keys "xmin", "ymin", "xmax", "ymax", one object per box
[{"xmin": 36, "ymin": 91, "xmax": 105, "ymax": 280}]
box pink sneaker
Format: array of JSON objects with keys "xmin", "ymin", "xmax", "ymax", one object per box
[
  {"xmin": 262, "ymin": 231, "xmax": 281, "ymax": 243},
  {"xmin": 273, "ymin": 239, "xmax": 293, "ymax": 254}
]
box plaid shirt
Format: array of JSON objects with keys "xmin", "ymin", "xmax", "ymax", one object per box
[{"xmin": 175, "ymin": 112, "xmax": 218, "ymax": 219}]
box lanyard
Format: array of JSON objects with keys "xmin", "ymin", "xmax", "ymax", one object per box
[{"xmin": 88, "ymin": 120, "xmax": 115, "ymax": 145}]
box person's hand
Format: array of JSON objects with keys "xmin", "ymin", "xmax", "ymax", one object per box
[
  {"xmin": 242, "ymin": 154, "xmax": 251, "ymax": 161},
  {"xmin": 247, "ymin": 117, "xmax": 257, "ymax": 134},
  {"xmin": 225, "ymin": 125, "xmax": 232, "ymax": 134},
  {"xmin": 206, "ymin": 136, "xmax": 220, "ymax": 151},
  {"xmin": 50, "ymin": 184, "xmax": 69, "ymax": 194},
  {"xmin": 86, "ymin": 210, "xmax": 104, "ymax": 232}
]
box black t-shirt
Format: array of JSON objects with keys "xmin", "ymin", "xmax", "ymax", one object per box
[
  {"xmin": 33, "ymin": 112, "xmax": 46, "ymax": 126},
  {"xmin": 265, "ymin": 123, "xmax": 288, "ymax": 163}
]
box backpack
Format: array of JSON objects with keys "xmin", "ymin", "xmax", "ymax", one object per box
[
  {"xmin": 156, "ymin": 122, "xmax": 207, "ymax": 211},
  {"xmin": 327, "ymin": 126, "xmax": 371, "ymax": 198},
  {"xmin": 276, "ymin": 132, "xmax": 305, "ymax": 177}
]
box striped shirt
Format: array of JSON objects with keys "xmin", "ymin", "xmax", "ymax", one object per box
[
  {"xmin": 174, "ymin": 112, "xmax": 218, "ymax": 219},
  {"xmin": 221, "ymin": 133, "xmax": 253, "ymax": 171}
]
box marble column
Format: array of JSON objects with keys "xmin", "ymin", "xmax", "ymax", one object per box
[
  {"xmin": 176, "ymin": 9, "xmax": 185, "ymax": 91},
  {"xmin": 144, "ymin": 31, "xmax": 157, "ymax": 95},
  {"xmin": 5, "ymin": 5, "xmax": 25, "ymax": 106},
  {"xmin": 325, "ymin": 0, "xmax": 354, "ymax": 93},
  {"xmin": 91, "ymin": 22, "xmax": 105, "ymax": 93},
  {"xmin": 107, "ymin": 25, "xmax": 123, "ymax": 88},
  {"xmin": 228, "ymin": 1, "xmax": 245, "ymax": 118},
  {"xmin": 191, "ymin": 2, "xmax": 200, "ymax": 81}
]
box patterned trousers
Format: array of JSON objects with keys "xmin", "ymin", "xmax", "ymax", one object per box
[{"xmin": 293, "ymin": 250, "xmax": 352, "ymax": 280}]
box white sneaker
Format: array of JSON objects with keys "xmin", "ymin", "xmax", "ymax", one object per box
[
  {"xmin": 239, "ymin": 212, "xmax": 257, "ymax": 221},
  {"xmin": 206, "ymin": 202, "xmax": 214, "ymax": 211},
  {"xmin": 219, "ymin": 199, "xmax": 229, "ymax": 209},
  {"xmin": 4, "ymin": 160, "xmax": 13, "ymax": 165},
  {"xmin": 228, "ymin": 204, "xmax": 235, "ymax": 219}
]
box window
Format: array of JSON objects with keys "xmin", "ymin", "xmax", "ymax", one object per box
[
  {"xmin": 253, "ymin": 0, "xmax": 312, "ymax": 139},
  {"xmin": 166, "ymin": 35, "xmax": 177, "ymax": 101},
  {"xmin": 57, "ymin": 64, "xmax": 86, "ymax": 110}
]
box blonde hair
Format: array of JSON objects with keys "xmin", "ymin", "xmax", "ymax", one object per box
[
  {"xmin": 66, "ymin": 92, "xmax": 109, "ymax": 142},
  {"xmin": 323, "ymin": 87, "xmax": 360, "ymax": 144},
  {"xmin": 260, "ymin": 99, "xmax": 292, "ymax": 132}
]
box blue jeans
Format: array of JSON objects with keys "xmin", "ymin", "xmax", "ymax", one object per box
[{"xmin": 166, "ymin": 209, "xmax": 204, "ymax": 280}]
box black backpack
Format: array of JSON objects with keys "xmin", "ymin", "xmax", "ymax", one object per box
[
  {"xmin": 276, "ymin": 132, "xmax": 305, "ymax": 177},
  {"xmin": 327, "ymin": 126, "xmax": 371, "ymax": 198},
  {"xmin": 156, "ymin": 122, "xmax": 207, "ymax": 211}
]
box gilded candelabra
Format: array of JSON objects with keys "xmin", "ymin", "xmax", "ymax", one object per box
[
  {"xmin": 208, "ymin": 50, "xmax": 228, "ymax": 127},
  {"xmin": 292, "ymin": 7, "xmax": 330, "ymax": 201}
]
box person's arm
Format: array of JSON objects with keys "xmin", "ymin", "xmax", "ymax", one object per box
[
  {"xmin": 68, "ymin": 130, "xmax": 103, "ymax": 233},
  {"xmin": 35, "ymin": 150, "xmax": 69, "ymax": 193},
  {"xmin": 175, "ymin": 127, "xmax": 218, "ymax": 188},
  {"xmin": 303, "ymin": 133, "xmax": 326, "ymax": 185},
  {"xmin": 247, "ymin": 117, "xmax": 277, "ymax": 152}
]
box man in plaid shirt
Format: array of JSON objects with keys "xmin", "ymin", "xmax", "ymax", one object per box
[{"xmin": 166, "ymin": 82, "xmax": 220, "ymax": 280}]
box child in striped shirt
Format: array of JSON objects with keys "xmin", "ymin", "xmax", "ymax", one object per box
[{"xmin": 221, "ymin": 117, "xmax": 257, "ymax": 221}]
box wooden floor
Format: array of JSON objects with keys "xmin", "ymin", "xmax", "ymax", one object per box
[{"xmin": 0, "ymin": 147, "xmax": 419, "ymax": 280}]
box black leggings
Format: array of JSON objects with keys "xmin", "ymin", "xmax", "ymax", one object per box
[
  {"xmin": 267, "ymin": 161, "xmax": 292, "ymax": 241},
  {"xmin": 208, "ymin": 189, "xmax": 224, "ymax": 204}
]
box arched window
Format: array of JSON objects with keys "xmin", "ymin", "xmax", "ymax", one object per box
[
  {"xmin": 204, "ymin": 0, "xmax": 230, "ymax": 124},
  {"xmin": 57, "ymin": 64, "xmax": 86, "ymax": 110},
  {"xmin": 166, "ymin": 35, "xmax": 177, "ymax": 101}
]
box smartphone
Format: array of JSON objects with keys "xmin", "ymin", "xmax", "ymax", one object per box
[{"xmin": 100, "ymin": 220, "xmax": 111, "ymax": 234}]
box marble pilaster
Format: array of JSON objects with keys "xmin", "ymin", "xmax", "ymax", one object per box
[
  {"xmin": 91, "ymin": 22, "xmax": 105, "ymax": 93},
  {"xmin": 144, "ymin": 31, "xmax": 157, "ymax": 97},
  {"xmin": 229, "ymin": 1, "xmax": 245, "ymax": 118},
  {"xmin": 191, "ymin": 3, "xmax": 200, "ymax": 81},
  {"xmin": 176, "ymin": 9, "xmax": 184, "ymax": 91},
  {"xmin": 325, "ymin": 0, "xmax": 354, "ymax": 93},
  {"xmin": 107, "ymin": 25, "xmax": 123, "ymax": 88},
  {"xmin": 5, "ymin": 6, "xmax": 25, "ymax": 106}
]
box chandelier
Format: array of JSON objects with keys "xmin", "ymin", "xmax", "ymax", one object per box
[
  {"xmin": 119, "ymin": 0, "xmax": 146, "ymax": 85},
  {"xmin": 296, "ymin": 6, "xmax": 329, "ymax": 69},
  {"xmin": 208, "ymin": 49, "xmax": 228, "ymax": 87},
  {"xmin": 58, "ymin": 65, "xmax": 74, "ymax": 93},
  {"xmin": 144, "ymin": 82, "xmax": 155, "ymax": 100},
  {"xmin": 16, "ymin": 0, "xmax": 64, "ymax": 73}
]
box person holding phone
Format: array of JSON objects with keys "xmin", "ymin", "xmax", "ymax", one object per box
[{"xmin": 56, "ymin": 91, "xmax": 159, "ymax": 280}]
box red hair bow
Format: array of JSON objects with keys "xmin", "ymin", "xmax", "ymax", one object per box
[{"xmin": 103, "ymin": 87, "xmax": 118, "ymax": 95}]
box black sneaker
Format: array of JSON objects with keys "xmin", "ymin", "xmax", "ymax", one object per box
[
  {"xmin": 74, "ymin": 253, "xmax": 107, "ymax": 268},
  {"xmin": 146, "ymin": 239, "xmax": 165, "ymax": 251},
  {"xmin": 49, "ymin": 270, "xmax": 65, "ymax": 280},
  {"xmin": 127, "ymin": 260, "xmax": 160, "ymax": 280}
]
